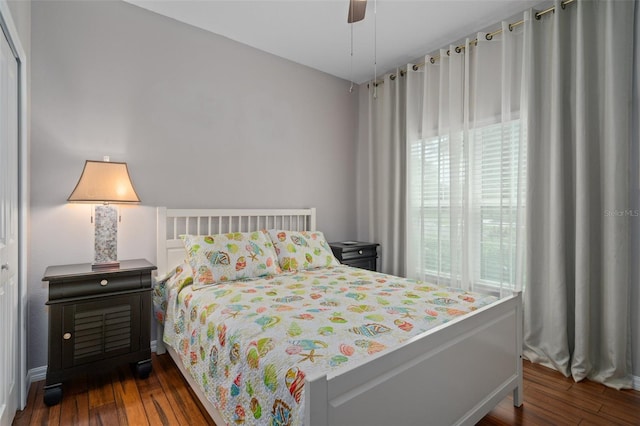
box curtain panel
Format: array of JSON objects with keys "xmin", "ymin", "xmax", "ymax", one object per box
[
  {"xmin": 522, "ymin": 0, "xmax": 635, "ymax": 389},
  {"xmin": 405, "ymin": 25, "xmax": 527, "ymax": 296},
  {"xmin": 362, "ymin": 0, "xmax": 635, "ymax": 388},
  {"xmin": 364, "ymin": 74, "xmax": 407, "ymax": 276}
]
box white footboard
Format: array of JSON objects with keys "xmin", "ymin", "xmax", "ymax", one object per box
[{"xmin": 305, "ymin": 292, "xmax": 523, "ymax": 426}]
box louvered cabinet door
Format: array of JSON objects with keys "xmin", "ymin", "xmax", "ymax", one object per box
[{"xmin": 60, "ymin": 294, "xmax": 142, "ymax": 369}]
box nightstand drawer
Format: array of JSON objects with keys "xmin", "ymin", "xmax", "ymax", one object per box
[
  {"xmin": 48, "ymin": 273, "xmax": 145, "ymax": 300},
  {"xmin": 344, "ymin": 258, "xmax": 377, "ymax": 270},
  {"xmin": 340, "ymin": 247, "xmax": 378, "ymax": 260},
  {"xmin": 329, "ymin": 242, "xmax": 379, "ymax": 272}
]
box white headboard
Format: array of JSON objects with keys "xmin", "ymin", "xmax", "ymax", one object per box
[{"xmin": 156, "ymin": 207, "xmax": 316, "ymax": 275}]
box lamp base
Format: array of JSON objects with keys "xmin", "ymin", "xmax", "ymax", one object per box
[
  {"xmin": 94, "ymin": 204, "xmax": 118, "ymax": 266},
  {"xmin": 91, "ymin": 261, "xmax": 120, "ymax": 271}
]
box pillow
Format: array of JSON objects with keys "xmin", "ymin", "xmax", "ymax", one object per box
[
  {"xmin": 181, "ymin": 230, "xmax": 280, "ymax": 285},
  {"xmin": 153, "ymin": 262, "xmax": 193, "ymax": 324},
  {"xmin": 267, "ymin": 229, "xmax": 340, "ymax": 271}
]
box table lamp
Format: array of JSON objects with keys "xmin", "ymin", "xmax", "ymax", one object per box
[{"xmin": 67, "ymin": 157, "xmax": 140, "ymax": 270}]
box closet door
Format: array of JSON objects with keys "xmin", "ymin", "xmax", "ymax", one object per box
[{"xmin": 0, "ymin": 23, "xmax": 19, "ymax": 426}]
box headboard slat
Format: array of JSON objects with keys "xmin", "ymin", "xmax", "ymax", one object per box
[{"xmin": 156, "ymin": 207, "xmax": 316, "ymax": 275}]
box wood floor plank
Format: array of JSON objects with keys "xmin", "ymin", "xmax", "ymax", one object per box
[
  {"xmin": 487, "ymin": 395, "xmax": 570, "ymax": 426},
  {"xmin": 136, "ymin": 367, "xmax": 181, "ymax": 426},
  {"xmin": 88, "ymin": 372, "xmax": 115, "ymax": 409},
  {"xmin": 153, "ymin": 353, "xmax": 214, "ymax": 426},
  {"xmin": 46, "ymin": 400, "xmax": 62, "ymax": 426},
  {"xmin": 477, "ymin": 399, "xmax": 530, "ymax": 426},
  {"xmin": 598, "ymin": 401, "xmax": 640, "ymax": 425},
  {"xmin": 11, "ymin": 376, "xmax": 37, "ymax": 426},
  {"xmin": 604, "ymin": 386, "xmax": 640, "ymax": 401},
  {"xmin": 26, "ymin": 382, "xmax": 56, "ymax": 426},
  {"xmin": 64, "ymin": 373, "xmax": 88, "ymax": 397},
  {"xmin": 523, "ymin": 366, "xmax": 573, "ymax": 392},
  {"xmin": 59, "ymin": 388, "xmax": 90, "ymax": 426},
  {"xmin": 112, "ymin": 365, "xmax": 149, "ymax": 426},
  {"xmin": 477, "ymin": 361, "xmax": 640, "ymax": 426},
  {"xmin": 526, "ymin": 380, "xmax": 603, "ymax": 413},
  {"xmin": 89, "ymin": 401, "xmax": 120, "ymax": 426},
  {"xmin": 185, "ymin": 380, "xmax": 218, "ymax": 424}
]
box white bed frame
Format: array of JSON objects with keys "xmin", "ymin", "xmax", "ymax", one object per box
[{"xmin": 155, "ymin": 207, "xmax": 523, "ymax": 426}]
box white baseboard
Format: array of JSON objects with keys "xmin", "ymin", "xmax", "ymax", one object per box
[
  {"xmin": 25, "ymin": 340, "xmax": 159, "ymax": 392},
  {"xmin": 26, "ymin": 365, "xmax": 47, "ymax": 388},
  {"xmin": 633, "ymin": 375, "xmax": 640, "ymax": 391}
]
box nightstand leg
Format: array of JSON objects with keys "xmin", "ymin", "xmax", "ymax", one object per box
[
  {"xmin": 43, "ymin": 383, "xmax": 63, "ymax": 406},
  {"xmin": 135, "ymin": 359, "xmax": 152, "ymax": 379}
]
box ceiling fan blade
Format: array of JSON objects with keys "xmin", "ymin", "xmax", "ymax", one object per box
[{"xmin": 348, "ymin": 0, "xmax": 367, "ymax": 23}]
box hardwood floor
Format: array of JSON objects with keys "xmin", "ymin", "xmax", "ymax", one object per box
[
  {"xmin": 13, "ymin": 354, "xmax": 215, "ymax": 426},
  {"xmin": 479, "ymin": 362, "xmax": 640, "ymax": 425},
  {"xmin": 13, "ymin": 354, "xmax": 640, "ymax": 425}
]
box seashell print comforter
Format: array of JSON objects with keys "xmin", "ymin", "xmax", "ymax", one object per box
[{"xmin": 160, "ymin": 265, "xmax": 498, "ymax": 425}]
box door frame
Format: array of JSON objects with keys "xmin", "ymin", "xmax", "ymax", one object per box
[{"xmin": 0, "ymin": 0, "xmax": 28, "ymax": 412}]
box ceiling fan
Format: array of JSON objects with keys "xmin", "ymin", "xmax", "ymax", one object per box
[{"xmin": 348, "ymin": 0, "xmax": 367, "ymax": 23}]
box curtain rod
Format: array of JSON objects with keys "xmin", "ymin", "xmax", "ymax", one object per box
[{"xmin": 368, "ymin": 0, "xmax": 576, "ymax": 88}]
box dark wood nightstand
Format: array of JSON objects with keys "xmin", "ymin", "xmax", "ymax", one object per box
[
  {"xmin": 329, "ymin": 242, "xmax": 379, "ymax": 271},
  {"xmin": 42, "ymin": 259, "xmax": 157, "ymax": 406}
]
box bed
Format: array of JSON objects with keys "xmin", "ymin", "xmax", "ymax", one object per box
[{"xmin": 154, "ymin": 207, "xmax": 523, "ymax": 426}]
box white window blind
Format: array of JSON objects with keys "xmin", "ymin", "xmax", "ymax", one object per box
[{"xmin": 409, "ymin": 119, "xmax": 525, "ymax": 292}]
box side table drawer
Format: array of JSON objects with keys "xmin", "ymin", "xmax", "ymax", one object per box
[
  {"xmin": 329, "ymin": 242, "xmax": 379, "ymax": 272},
  {"xmin": 340, "ymin": 247, "xmax": 378, "ymax": 260},
  {"xmin": 49, "ymin": 273, "xmax": 146, "ymax": 300},
  {"xmin": 343, "ymin": 258, "xmax": 377, "ymax": 271}
]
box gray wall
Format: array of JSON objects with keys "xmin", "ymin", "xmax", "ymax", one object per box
[
  {"xmin": 30, "ymin": 0, "xmax": 358, "ymax": 370},
  {"xmin": 7, "ymin": 1, "xmax": 30, "ymax": 55}
]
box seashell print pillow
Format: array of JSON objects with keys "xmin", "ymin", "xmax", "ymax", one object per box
[
  {"xmin": 267, "ymin": 229, "xmax": 340, "ymax": 271},
  {"xmin": 181, "ymin": 231, "xmax": 281, "ymax": 285}
]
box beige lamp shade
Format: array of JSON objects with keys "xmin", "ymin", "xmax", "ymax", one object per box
[{"xmin": 67, "ymin": 160, "xmax": 140, "ymax": 203}]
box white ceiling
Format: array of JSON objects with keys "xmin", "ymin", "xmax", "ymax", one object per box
[{"xmin": 124, "ymin": 0, "xmax": 544, "ymax": 84}]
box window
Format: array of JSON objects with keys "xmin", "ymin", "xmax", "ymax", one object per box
[{"xmin": 409, "ymin": 119, "xmax": 525, "ymax": 292}]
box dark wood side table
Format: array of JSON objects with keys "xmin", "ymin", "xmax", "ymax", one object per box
[
  {"xmin": 329, "ymin": 242, "xmax": 379, "ymax": 271},
  {"xmin": 42, "ymin": 258, "xmax": 156, "ymax": 406}
]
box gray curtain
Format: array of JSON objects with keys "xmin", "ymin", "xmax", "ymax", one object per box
[
  {"xmin": 365, "ymin": 75, "xmax": 407, "ymax": 276},
  {"xmin": 523, "ymin": 0, "xmax": 635, "ymax": 389}
]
